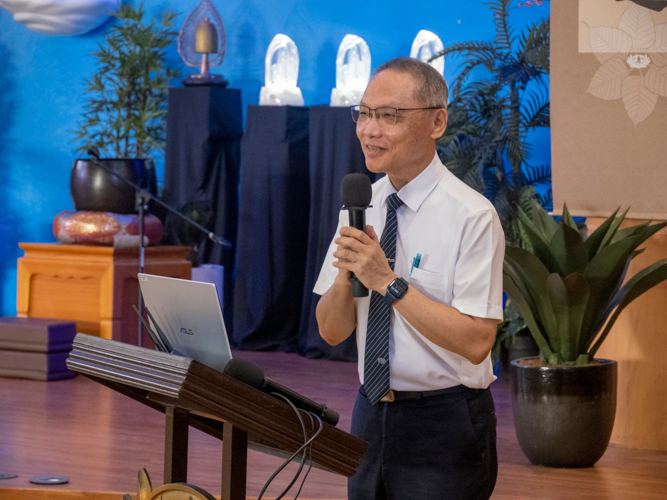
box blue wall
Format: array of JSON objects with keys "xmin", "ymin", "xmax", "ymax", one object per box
[{"xmin": 0, "ymin": 0, "xmax": 550, "ymax": 315}]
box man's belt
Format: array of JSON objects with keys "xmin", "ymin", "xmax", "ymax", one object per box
[{"xmin": 367, "ymin": 385, "xmax": 472, "ymax": 403}]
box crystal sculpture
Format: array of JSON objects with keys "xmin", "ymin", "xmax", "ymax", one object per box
[
  {"xmin": 330, "ymin": 35, "xmax": 371, "ymax": 107},
  {"xmin": 259, "ymin": 34, "xmax": 304, "ymax": 106},
  {"xmin": 410, "ymin": 30, "xmax": 445, "ymax": 75}
]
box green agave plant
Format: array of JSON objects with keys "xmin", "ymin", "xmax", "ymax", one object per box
[{"xmin": 503, "ymin": 200, "xmax": 667, "ymax": 365}]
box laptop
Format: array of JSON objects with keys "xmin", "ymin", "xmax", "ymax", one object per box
[{"xmin": 137, "ymin": 273, "xmax": 232, "ymax": 373}]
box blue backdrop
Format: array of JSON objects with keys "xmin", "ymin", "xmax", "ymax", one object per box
[{"xmin": 0, "ymin": 0, "xmax": 550, "ymax": 316}]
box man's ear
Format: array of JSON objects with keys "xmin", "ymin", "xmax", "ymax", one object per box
[{"xmin": 431, "ymin": 108, "xmax": 448, "ymax": 139}]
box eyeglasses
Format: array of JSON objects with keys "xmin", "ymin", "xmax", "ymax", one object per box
[{"xmin": 350, "ymin": 105, "xmax": 441, "ymax": 126}]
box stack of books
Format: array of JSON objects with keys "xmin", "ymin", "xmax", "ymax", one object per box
[{"xmin": 0, "ymin": 317, "xmax": 77, "ymax": 380}]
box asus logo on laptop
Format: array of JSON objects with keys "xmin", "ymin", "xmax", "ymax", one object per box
[{"xmin": 180, "ymin": 328, "xmax": 194, "ymax": 336}]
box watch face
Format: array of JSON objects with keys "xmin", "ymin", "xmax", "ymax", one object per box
[{"xmin": 389, "ymin": 278, "xmax": 409, "ymax": 297}]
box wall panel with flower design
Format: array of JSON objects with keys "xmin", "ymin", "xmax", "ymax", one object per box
[{"xmin": 552, "ymin": 0, "xmax": 667, "ymax": 220}]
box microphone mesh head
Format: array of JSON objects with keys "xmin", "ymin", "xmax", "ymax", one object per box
[
  {"xmin": 341, "ymin": 173, "xmax": 372, "ymax": 207},
  {"xmin": 223, "ymin": 359, "xmax": 265, "ymax": 389}
]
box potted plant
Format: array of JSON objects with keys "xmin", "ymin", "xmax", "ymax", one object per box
[
  {"xmin": 504, "ymin": 200, "xmax": 667, "ymax": 467},
  {"xmin": 70, "ymin": 1, "xmax": 179, "ymax": 214}
]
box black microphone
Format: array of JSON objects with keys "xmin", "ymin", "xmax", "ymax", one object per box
[
  {"xmin": 223, "ymin": 358, "xmax": 340, "ymax": 426},
  {"xmin": 340, "ymin": 173, "xmax": 373, "ymax": 297}
]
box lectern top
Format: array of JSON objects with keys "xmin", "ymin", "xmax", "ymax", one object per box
[{"xmin": 66, "ymin": 333, "xmax": 366, "ymax": 477}]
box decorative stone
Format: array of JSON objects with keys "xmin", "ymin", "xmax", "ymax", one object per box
[
  {"xmin": 53, "ymin": 210, "xmax": 163, "ymax": 248},
  {"xmin": 330, "ymin": 34, "xmax": 371, "ymax": 107},
  {"xmin": 259, "ymin": 34, "xmax": 304, "ymax": 106}
]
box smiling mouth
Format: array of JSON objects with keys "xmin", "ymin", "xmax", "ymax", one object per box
[{"xmin": 365, "ymin": 145, "xmax": 386, "ymax": 154}]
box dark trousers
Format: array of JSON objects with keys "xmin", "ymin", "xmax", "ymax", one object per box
[{"xmin": 348, "ymin": 386, "xmax": 498, "ymax": 500}]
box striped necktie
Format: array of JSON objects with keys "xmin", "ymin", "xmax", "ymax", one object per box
[{"xmin": 363, "ymin": 193, "xmax": 404, "ymax": 405}]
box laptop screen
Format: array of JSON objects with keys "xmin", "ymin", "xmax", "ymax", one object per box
[{"xmin": 138, "ymin": 273, "xmax": 233, "ymax": 372}]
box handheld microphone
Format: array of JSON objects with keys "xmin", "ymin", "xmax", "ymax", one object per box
[
  {"xmin": 223, "ymin": 358, "xmax": 339, "ymax": 426},
  {"xmin": 340, "ymin": 173, "xmax": 373, "ymax": 297}
]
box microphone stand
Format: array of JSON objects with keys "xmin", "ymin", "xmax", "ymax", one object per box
[{"xmin": 86, "ymin": 148, "xmax": 231, "ymax": 346}]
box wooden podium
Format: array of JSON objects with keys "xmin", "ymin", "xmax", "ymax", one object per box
[
  {"xmin": 17, "ymin": 243, "xmax": 191, "ymax": 345},
  {"xmin": 66, "ymin": 334, "xmax": 367, "ymax": 500}
]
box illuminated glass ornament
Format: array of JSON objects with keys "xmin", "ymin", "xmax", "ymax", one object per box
[
  {"xmin": 410, "ymin": 30, "xmax": 445, "ymax": 75},
  {"xmin": 259, "ymin": 34, "xmax": 304, "ymax": 106},
  {"xmin": 330, "ymin": 35, "xmax": 371, "ymax": 107}
]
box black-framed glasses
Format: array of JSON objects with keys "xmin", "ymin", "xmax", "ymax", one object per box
[{"xmin": 350, "ymin": 105, "xmax": 441, "ymax": 126}]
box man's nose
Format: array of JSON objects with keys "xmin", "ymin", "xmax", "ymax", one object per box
[{"xmin": 363, "ymin": 112, "xmax": 382, "ymax": 136}]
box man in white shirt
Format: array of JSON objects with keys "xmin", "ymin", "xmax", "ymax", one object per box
[{"xmin": 314, "ymin": 57, "xmax": 505, "ymax": 500}]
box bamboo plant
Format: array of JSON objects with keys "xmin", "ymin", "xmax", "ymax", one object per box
[
  {"xmin": 71, "ymin": 2, "xmax": 179, "ymax": 159},
  {"xmin": 503, "ymin": 200, "xmax": 667, "ymax": 365}
]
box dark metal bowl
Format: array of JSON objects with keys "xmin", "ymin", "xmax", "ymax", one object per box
[{"xmin": 70, "ymin": 158, "xmax": 157, "ymax": 214}]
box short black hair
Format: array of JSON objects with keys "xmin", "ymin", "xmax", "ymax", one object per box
[{"xmin": 375, "ymin": 56, "xmax": 449, "ymax": 108}]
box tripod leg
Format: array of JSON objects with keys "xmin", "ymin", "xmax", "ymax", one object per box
[
  {"xmin": 222, "ymin": 422, "xmax": 247, "ymax": 500},
  {"xmin": 164, "ymin": 405, "xmax": 189, "ymax": 483}
]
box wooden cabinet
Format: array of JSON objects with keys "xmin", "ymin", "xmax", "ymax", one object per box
[{"xmin": 17, "ymin": 243, "xmax": 191, "ymax": 345}]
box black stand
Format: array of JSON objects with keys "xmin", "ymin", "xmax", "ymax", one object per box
[{"xmin": 86, "ymin": 148, "xmax": 231, "ymax": 346}]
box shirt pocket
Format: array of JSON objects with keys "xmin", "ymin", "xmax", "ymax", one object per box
[{"xmin": 408, "ymin": 267, "xmax": 448, "ymax": 303}]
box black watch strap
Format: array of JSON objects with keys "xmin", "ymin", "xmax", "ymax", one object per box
[{"xmin": 383, "ymin": 277, "xmax": 409, "ymax": 306}]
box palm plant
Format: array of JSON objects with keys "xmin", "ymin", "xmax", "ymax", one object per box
[
  {"xmin": 503, "ymin": 200, "xmax": 667, "ymax": 365},
  {"xmin": 430, "ymin": 0, "xmax": 550, "ymax": 247},
  {"xmin": 71, "ymin": 2, "xmax": 179, "ymax": 159}
]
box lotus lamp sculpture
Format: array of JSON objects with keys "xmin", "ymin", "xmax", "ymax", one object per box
[{"xmin": 178, "ymin": 0, "xmax": 228, "ymax": 86}]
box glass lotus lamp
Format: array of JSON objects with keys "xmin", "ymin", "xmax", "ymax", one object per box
[
  {"xmin": 259, "ymin": 34, "xmax": 304, "ymax": 106},
  {"xmin": 410, "ymin": 30, "xmax": 445, "ymax": 75},
  {"xmin": 178, "ymin": 0, "xmax": 228, "ymax": 86},
  {"xmin": 330, "ymin": 35, "xmax": 371, "ymax": 107}
]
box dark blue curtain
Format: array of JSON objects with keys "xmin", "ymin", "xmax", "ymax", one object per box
[
  {"xmin": 232, "ymin": 106, "xmax": 310, "ymax": 351},
  {"xmin": 297, "ymin": 106, "xmax": 377, "ymax": 361},
  {"xmin": 164, "ymin": 87, "xmax": 243, "ymax": 322}
]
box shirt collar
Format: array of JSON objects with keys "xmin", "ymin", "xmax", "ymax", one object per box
[{"xmin": 382, "ymin": 153, "xmax": 446, "ymax": 213}]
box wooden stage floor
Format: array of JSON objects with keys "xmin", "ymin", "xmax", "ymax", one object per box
[{"xmin": 1, "ymin": 350, "xmax": 667, "ymax": 500}]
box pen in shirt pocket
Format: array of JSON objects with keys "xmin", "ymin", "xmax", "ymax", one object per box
[{"xmin": 410, "ymin": 253, "xmax": 422, "ymax": 276}]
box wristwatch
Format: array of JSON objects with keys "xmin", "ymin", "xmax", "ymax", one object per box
[{"xmin": 383, "ymin": 277, "xmax": 409, "ymax": 306}]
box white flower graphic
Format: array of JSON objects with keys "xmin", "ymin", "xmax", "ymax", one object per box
[{"xmin": 587, "ymin": 3, "xmax": 667, "ymax": 125}]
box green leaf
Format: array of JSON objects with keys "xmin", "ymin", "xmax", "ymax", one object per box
[
  {"xmin": 546, "ymin": 273, "xmax": 589, "ymax": 362},
  {"xmin": 517, "ymin": 207, "xmax": 556, "ymax": 268},
  {"xmin": 581, "ymin": 233, "xmax": 644, "ymax": 343},
  {"xmin": 503, "ymin": 270, "xmax": 554, "ymax": 359},
  {"xmin": 589, "ymin": 259, "xmax": 667, "ymax": 358},
  {"xmin": 585, "ymin": 208, "xmax": 620, "ymax": 261},
  {"xmin": 599, "ymin": 207, "xmax": 629, "ymax": 250},
  {"xmin": 548, "ymin": 223, "xmax": 588, "ymax": 276},
  {"xmin": 561, "ymin": 203, "xmax": 578, "ymax": 232},
  {"xmin": 504, "ymin": 246, "xmax": 558, "ymax": 340},
  {"xmin": 529, "ymin": 197, "xmax": 558, "ymax": 241}
]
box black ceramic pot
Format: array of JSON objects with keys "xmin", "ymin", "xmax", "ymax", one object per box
[
  {"xmin": 510, "ymin": 358, "xmax": 617, "ymax": 468},
  {"xmin": 70, "ymin": 158, "xmax": 157, "ymax": 214}
]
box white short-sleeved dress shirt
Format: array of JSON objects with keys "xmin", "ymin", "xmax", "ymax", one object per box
[{"xmin": 314, "ymin": 153, "xmax": 505, "ymax": 391}]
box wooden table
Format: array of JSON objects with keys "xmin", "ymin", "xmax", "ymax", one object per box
[{"xmin": 17, "ymin": 243, "xmax": 191, "ymax": 345}]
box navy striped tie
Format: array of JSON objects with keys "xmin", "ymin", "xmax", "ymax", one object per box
[{"xmin": 363, "ymin": 193, "xmax": 404, "ymax": 405}]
